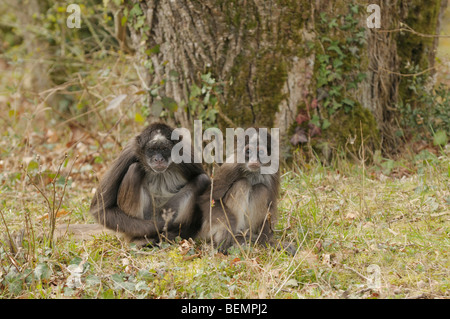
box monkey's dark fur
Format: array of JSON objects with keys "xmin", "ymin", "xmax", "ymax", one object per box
[
  {"xmin": 90, "ymin": 123, "xmax": 210, "ymax": 245},
  {"xmin": 198, "ymin": 129, "xmax": 290, "ymax": 253}
]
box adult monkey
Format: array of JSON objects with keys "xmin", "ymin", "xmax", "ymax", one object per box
[
  {"xmin": 198, "ymin": 128, "xmax": 295, "ymax": 254},
  {"xmin": 90, "ymin": 123, "xmax": 210, "ymax": 245}
]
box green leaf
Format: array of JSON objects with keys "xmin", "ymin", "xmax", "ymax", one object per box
[
  {"xmin": 4, "ymin": 270, "xmax": 23, "ymax": 295},
  {"xmin": 317, "ymin": 54, "xmax": 330, "ymax": 64},
  {"xmin": 328, "ymin": 18, "xmax": 338, "ymax": 28},
  {"xmin": 134, "ymin": 16, "xmax": 145, "ymax": 29},
  {"xmin": 333, "ymin": 59, "xmax": 344, "ymax": 69},
  {"xmin": 350, "ymin": 4, "xmax": 359, "ymax": 14},
  {"xmin": 134, "ymin": 112, "xmax": 145, "ymax": 123},
  {"xmin": 201, "ymin": 72, "xmax": 215, "ymax": 85},
  {"xmin": 145, "ymin": 45, "xmax": 160, "ymax": 56},
  {"xmin": 332, "ymin": 100, "xmax": 342, "ymax": 111},
  {"xmin": 433, "ymin": 130, "xmax": 448, "ymax": 146},
  {"xmin": 310, "ymin": 115, "xmax": 321, "ymax": 127},
  {"xmin": 190, "ymin": 84, "xmax": 202, "ymax": 98},
  {"xmin": 86, "ymin": 275, "xmax": 101, "ymax": 287},
  {"xmin": 137, "ymin": 269, "xmax": 154, "ymax": 281},
  {"xmin": 342, "ymin": 98, "xmax": 355, "ymax": 107},
  {"xmin": 94, "ymin": 156, "xmax": 103, "ymax": 164},
  {"xmin": 121, "ymin": 15, "xmax": 127, "ymax": 26},
  {"xmin": 129, "ymin": 3, "xmax": 142, "ymax": 17},
  {"xmin": 102, "ymin": 289, "xmax": 115, "ymax": 299},
  {"xmin": 34, "ymin": 263, "xmax": 51, "ymax": 281},
  {"xmin": 327, "ymin": 43, "xmax": 344, "ymax": 57},
  {"xmin": 27, "ymin": 160, "xmax": 39, "ymax": 171},
  {"xmin": 322, "ymin": 118, "xmax": 331, "ymax": 130},
  {"xmin": 149, "ymin": 87, "xmax": 160, "ymax": 97},
  {"xmin": 161, "ymin": 97, "xmax": 178, "ymax": 112},
  {"xmin": 203, "ymin": 91, "xmax": 210, "ymax": 105}
]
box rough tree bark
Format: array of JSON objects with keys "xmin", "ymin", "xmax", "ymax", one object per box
[
  {"xmin": 363, "ymin": 0, "xmax": 447, "ymax": 150},
  {"xmin": 128, "ymin": 0, "xmax": 447, "ymax": 156},
  {"xmin": 129, "ymin": 0, "xmax": 313, "ymax": 131}
]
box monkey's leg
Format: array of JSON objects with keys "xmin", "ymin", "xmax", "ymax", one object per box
[
  {"xmin": 223, "ymin": 178, "xmax": 252, "ymax": 225},
  {"xmin": 210, "ymin": 208, "xmax": 241, "ymax": 253},
  {"xmin": 91, "ymin": 163, "xmax": 165, "ymax": 240},
  {"xmin": 207, "ymin": 179, "xmax": 253, "ymax": 253},
  {"xmin": 247, "ymin": 184, "xmax": 297, "ymax": 255},
  {"xmin": 246, "ymin": 183, "xmax": 273, "ymax": 240}
]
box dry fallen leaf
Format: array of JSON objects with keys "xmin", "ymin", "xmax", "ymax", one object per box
[
  {"xmin": 38, "ymin": 209, "xmax": 70, "ymax": 221},
  {"xmin": 106, "ymin": 94, "xmax": 127, "ymax": 111},
  {"xmin": 285, "ymin": 278, "xmax": 299, "ymax": 287},
  {"xmin": 182, "ymin": 253, "xmax": 201, "ymax": 261},
  {"xmin": 178, "ymin": 238, "xmax": 196, "ymax": 256},
  {"xmin": 230, "ymin": 257, "xmax": 241, "ymax": 267},
  {"xmin": 297, "ymin": 250, "xmax": 319, "ymax": 267}
]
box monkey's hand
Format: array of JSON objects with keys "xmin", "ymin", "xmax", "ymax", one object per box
[{"xmin": 161, "ymin": 174, "xmax": 209, "ymax": 229}]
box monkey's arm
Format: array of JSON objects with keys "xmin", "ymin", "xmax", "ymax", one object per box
[
  {"xmin": 165, "ymin": 172, "xmax": 210, "ymax": 233},
  {"xmin": 91, "ymin": 140, "xmax": 137, "ymax": 209},
  {"xmin": 182, "ymin": 171, "xmax": 211, "ymax": 196},
  {"xmin": 210, "ymin": 164, "xmax": 244, "ymax": 200},
  {"xmin": 117, "ymin": 163, "xmax": 148, "ymax": 219},
  {"xmin": 164, "ymin": 161, "xmax": 210, "ymax": 219},
  {"xmin": 90, "ymin": 152, "xmax": 165, "ymax": 239}
]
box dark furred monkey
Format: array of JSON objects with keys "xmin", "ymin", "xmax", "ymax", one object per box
[
  {"xmin": 90, "ymin": 123, "xmax": 210, "ymax": 245},
  {"xmin": 198, "ymin": 128, "xmax": 293, "ymax": 254}
]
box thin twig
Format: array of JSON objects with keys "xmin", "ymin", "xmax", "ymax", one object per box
[
  {"xmin": 369, "ymin": 66, "xmax": 437, "ymax": 78},
  {"xmin": 52, "ymin": 154, "xmax": 79, "ymax": 242},
  {"xmin": 374, "ymin": 24, "xmax": 450, "ymax": 38},
  {"xmin": 0, "ymin": 208, "xmax": 17, "ymax": 255}
]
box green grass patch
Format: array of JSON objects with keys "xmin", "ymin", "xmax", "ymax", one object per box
[{"xmin": 1, "ymin": 147, "xmax": 449, "ymax": 299}]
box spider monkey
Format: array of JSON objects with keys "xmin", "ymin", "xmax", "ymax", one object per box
[
  {"xmin": 90, "ymin": 123, "xmax": 210, "ymax": 246},
  {"xmin": 198, "ymin": 128, "xmax": 295, "ymax": 254}
]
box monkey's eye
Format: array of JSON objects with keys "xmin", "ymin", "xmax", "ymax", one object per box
[{"xmin": 246, "ymin": 148, "xmax": 258, "ymax": 159}]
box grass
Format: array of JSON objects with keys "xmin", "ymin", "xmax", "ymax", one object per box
[
  {"xmin": 1, "ymin": 140, "xmax": 449, "ymax": 299},
  {"xmin": 0, "ymin": 4, "xmax": 449, "ymax": 298}
]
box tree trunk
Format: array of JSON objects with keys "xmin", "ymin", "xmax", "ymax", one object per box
[
  {"xmin": 128, "ymin": 0, "xmax": 447, "ymax": 157},
  {"xmin": 363, "ymin": 0, "xmax": 447, "ymax": 151},
  {"xmin": 129, "ymin": 0, "xmax": 313, "ymax": 131}
]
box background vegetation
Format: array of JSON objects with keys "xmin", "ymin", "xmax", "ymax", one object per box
[{"xmin": 0, "ymin": 0, "xmax": 449, "ymax": 299}]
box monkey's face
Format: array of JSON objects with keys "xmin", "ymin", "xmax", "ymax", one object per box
[
  {"xmin": 146, "ymin": 146, "xmax": 172, "ymax": 173},
  {"xmin": 244, "ymin": 144, "xmax": 269, "ymax": 172},
  {"xmin": 138, "ymin": 127, "xmax": 175, "ymax": 173}
]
